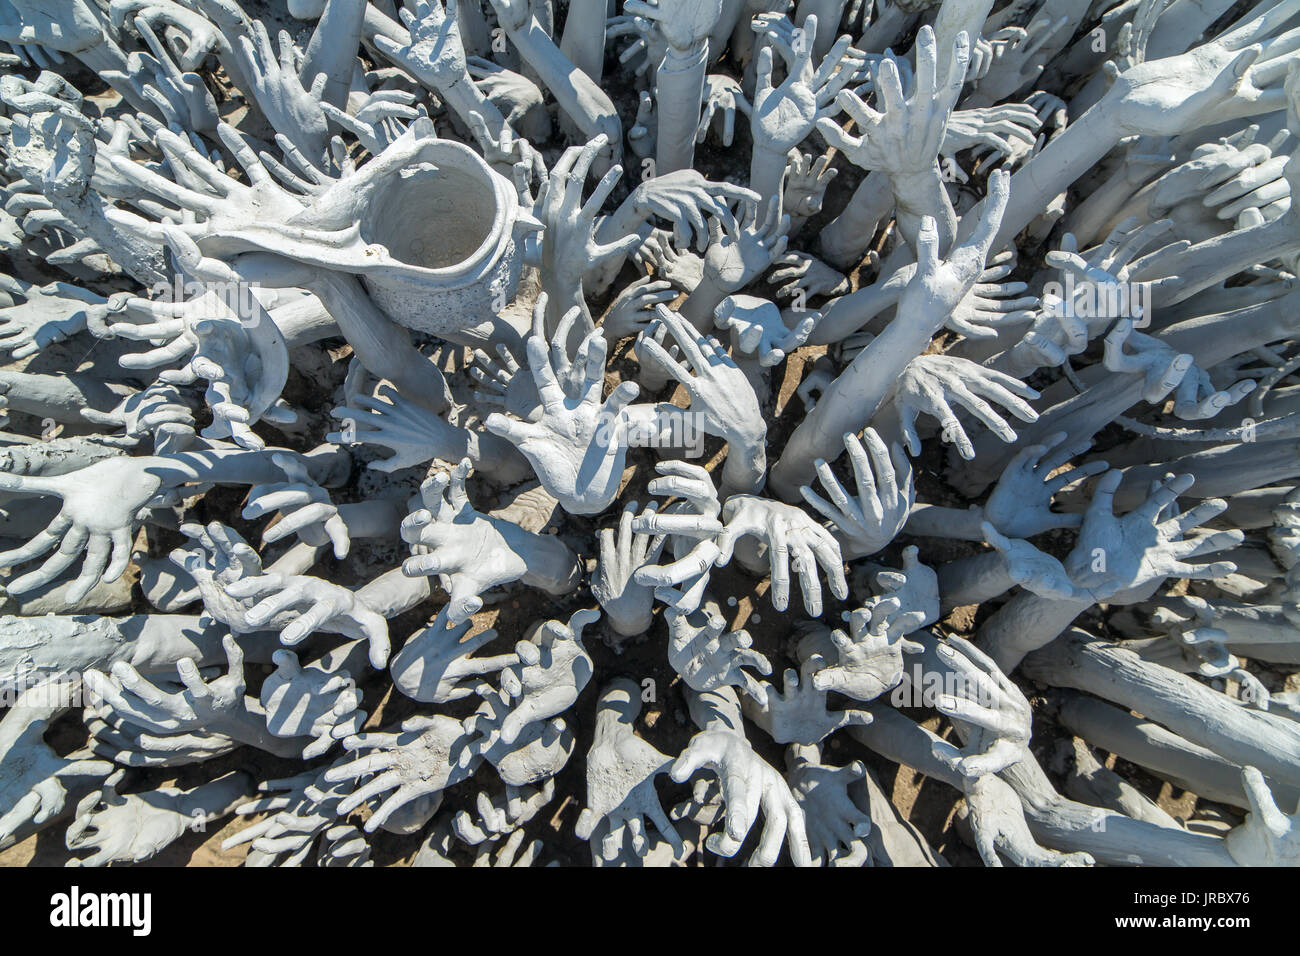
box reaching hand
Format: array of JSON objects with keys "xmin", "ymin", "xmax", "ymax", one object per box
[
  {"xmin": 983, "ymin": 431, "xmax": 1106, "ymax": 538},
  {"xmin": 717, "ymin": 494, "xmax": 849, "ymax": 616},
  {"xmin": 1066, "ymin": 471, "xmax": 1241, "ymax": 603},
  {"xmin": 592, "ymin": 501, "xmax": 666, "ymax": 637},
  {"xmin": 786, "ymin": 746, "xmax": 872, "ymax": 866},
  {"xmin": 0, "ymin": 456, "xmax": 164, "ymax": 603},
  {"xmin": 575, "ymin": 678, "xmax": 684, "ymax": 863},
  {"xmin": 242, "ymin": 451, "xmax": 349, "ymax": 558},
  {"xmin": 400, "ymin": 458, "xmax": 559, "ymax": 622},
  {"xmin": 484, "ymin": 320, "xmax": 640, "ymax": 515},
  {"xmin": 325, "ymin": 714, "xmax": 476, "ymax": 832},
  {"xmin": 670, "ymin": 726, "xmax": 813, "ymax": 866},
  {"xmin": 226, "ymin": 570, "xmax": 391, "ymax": 669},
  {"xmin": 260, "ymin": 649, "xmax": 367, "ymax": 758},
  {"xmin": 496, "ymin": 609, "xmax": 598, "ymax": 745},
  {"xmin": 743, "ymin": 657, "xmax": 873, "ymax": 745},
  {"xmin": 887, "ymin": 353, "xmax": 1039, "ymax": 460},
  {"xmin": 800, "ymin": 428, "xmax": 913, "ymax": 559},
  {"xmin": 390, "ymin": 607, "xmax": 519, "ymax": 704},
  {"xmin": 714, "ymin": 294, "xmax": 817, "ymax": 367},
  {"xmin": 665, "ymin": 601, "xmax": 772, "ymax": 704},
  {"xmin": 927, "ymin": 636, "xmax": 1032, "ymax": 779}
]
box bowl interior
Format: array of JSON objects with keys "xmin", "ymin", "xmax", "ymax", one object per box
[{"xmin": 361, "ymin": 159, "xmax": 497, "ymax": 271}]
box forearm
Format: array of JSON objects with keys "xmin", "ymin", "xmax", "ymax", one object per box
[
  {"xmin": 1057, "ymin": 694, "xmax": 1300, "ymax": 812},
  {"xmin": 218, "ymin": 700, "xmax": 312, "ymax": 756},
  {"xmin": 502, "ymin": 14, "xmax": 621, "ymax": 159},
  {"xmin": 806, "ymin": 266, "xmax": 909, "ymax": 345},
  {"xmin": 678, "ymin": 273, "xmax": 733, "ymax": 333},
  {"xmin": 936, "ymin": 550, "xmax": 1022, "ymax": 610},
  {"xmin": 999, "ymin": 757, "xmax": 1236, "ymax": 866},
  {"xmin": 559, "ymin": 0, "xmax": 607, "ymax": 81},
  {"xmin": 657, "ymin": 42, "xmax": 709, "ymax": 175},
  {"xmin": 0, "ymin": 614, "xmax": 281, "ymax": 688},
  {"xmin": 976, "ymin": 591, "xmax": 1093, "ymax": 673},
  {"xmin": 890, "ymin": 168, "xmax": 957, "ymax": 254},
  {"xmin": 148, "ymin": 443, "xmax": 350, "ymax": 489},
  {"xmin": 771, "ymin": 298, "xmax": 940, "ymax": 498},
  {"xmin": 270, "ymin": 293, "xmax": 339, "ymax": 348},
  {"xmin": 302, "ymin": 0, "xmax": 367, "ymax": 108},
  {"xmin": 519, "ymin": 533, "xmax": 582, "ymax": 595},
  {"xmin": 355, "ymin": 566, "xmax": 432, "ymax": 618},
  {"xmin": 1022, "ymin": 632, "xmax": 1300, "ymax": 788},
  {"xmin": 818, "ymin": 172, "xmax": 895, "ymax": 271},
  {"xmin": 308, "ymin": 271, "xmax": 452, "ymax": 414},
  {"xmin": 749, "ymin": 143, "xmax": 789, "ymax": 212},
  {"xmin": 905, "ymin": 503, "xmax": 986, "ymax": 542},
  {"xmin": 178, "ymin": 771, "xmax": 255, "ymax": 821},
  {"xmin": 0, "ymin": 370, "xmax": 126, "ymax": 423},
  {"xmin": 719, "ymin": 436, "xmax": 767, "ymax": 497}
]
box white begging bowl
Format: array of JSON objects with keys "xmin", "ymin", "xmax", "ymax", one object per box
[{"xmin": 358, "ymin": 139, "xmax": 525, "ymax": 336}]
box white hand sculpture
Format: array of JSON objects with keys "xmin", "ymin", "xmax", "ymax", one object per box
[
  {"xmin": 0, "ymin": 278, "xmax": 105, "ymax": 358},
  {"xmin": 665, "ymin": 600, "xmax": 772, "ymax": 704},
  {"xmin": 260, "ymin": 649, "xmax": 367, "ymax": 758},
  {"xmin": 235, "ymin": 19, "xmax": 329, "ymax": 159},
  {"xmin": 717, "ymin": 494, "xmax": 849, "ymax": 616},
  {"xmin": 0, "ymin": 683, "xmax": 112, "ymax": 849},
  {"xmin": 462, "ymin": 687, "xmax": 575, "ymax": 787},
  {"xmin": 1066, "ymin": 471, "xmax": 1241, "ymax": 603},
  {"xmin": 782, "ymin": 148, "xmax": 839, "ymax": 224},
  {"xmin": 592, "ymin": 500, "xmax": 666, "ymax": 638},
  {"xmin": 942, "ymin": 103, "xmax": 1040, "ymax": 162},
  {"xmin": 927, "ymin": 636, "xmax": 1032, "ymax": 779},
  {"xmin": 714, "ymin": 294, "xmax": 817, "ymax": 367},
  {"xmin": 698, "ymin": 192, "xmax": 790, "ymax": 297},
  {"xmin": 390, "ymin": 606, "xmax": 519, "ymax": 704},
  {"xmin": 946, "ymin": 250, "xmax": 1039, "ymax": 339},
  {"xmin": 618, "ymin": 169, "xmax": 758, "ymax": 252},
  {"xmin": 768, "ymin": 252, "xmax": 849, "ymax": 300},
  {"xmin": 242, "ymin": 451, "xmax": 349, "ymax": 558},
  {"xmin": 983, "ymin": 431, "xmax": 1107, "ymax": 538},
  {"xmin": 495, "ymin": 608, "xmax": 599, "ymax": 745},
  {"xmin": 800, "ymin": 428, "xmax": 913, "ymax": 559},
  {"xmin": 325, "ymin": 714, "xmax": 476, "ymax": 832},
  {"xmin": 743, "ymin": 656, "xmax": 874, "ymax": 745},
  {"xmin": 799, "ymin": 602, "xmax": 922, "ymax": 703},
  {"xmin": 536, "ymin": 134, "xmax": 643, "ymax": 310},
  {"xmin": 698, "ymin": 73, "xmax": 751, "ymax": 147},
  {"xmin": 751, "ymin": 15, "xmax": 868, "ymax": 157},
  {"xmin": 630, "ymin": 460, "xmax": 725, "ymax": 612},
  {"xmin": 370, "ymin": 0, "xmax": 470, "ymax": 91},
  {"xmin": 485, "ymin": 322, "xmax": 640, "ymax": 515},
  {"xmin": 669, "ymin": 725, "xmax": 813, "ymax": 866},
  {"xmin": 574, "ymin": 678, "xmax": 685, "ymax": 863},
  {"xmin": 887, "ymin": 353, "xmax": 1040, "ymax": 460},
  {"xmin": 223, "ymin": 769, "xmax": 370, "ymax": 866},
  {"xmin": 601, "ymin": 276, "xmax": 679, "ymax": 343},
  {"xmin": 638, "ymin": 305, "xmax": 766, "ymax": 491},
  {"xmin": 623, "ymin": 0, "xmax": 721, "ymax": 52},
  {"xmin": 963, "ymin": 773, "xmax": 1093, "ymax": 867},
  {"xmin": 329, "ymin": 384, "xmax": 448, "ymax": 473},
  {"xmin": 0, "ymin": 455, "xmax": 163, "ymax": 603},
  {"xmin": 65, "ymin": 769, "xmax": 246, "ymax": 866},
  {"xmin": 634, "ymin": 228, "xmax": 706, "ymax": 292},
  {"xmin": 786, "ymin": 745, "xmax": 872, "ymax": 866},
  {"xmin": 226, "ymin": 571, "xmax": 391, "ymax": 669},
  {"xmin": 79, "ymin": 383, "xmax": 196, "ymax": 449},
  {"xmin": 453, "ymin": 779, "xmax": 554, "ymax": 845},
  {"xmin": 83, "ymin": 634, "xmax": 249, "ymax": 736},
  {"xmin": 400, "ymin": 458, "xmax": 579, "ymax": 622}
]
